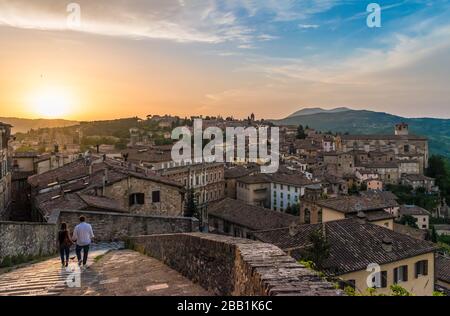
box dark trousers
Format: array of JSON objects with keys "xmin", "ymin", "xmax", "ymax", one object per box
[
  {"xmin": 75, "ymin": 245, "xmax": 90, "ymax": 266},
  {"xmin": 59, "ymin": 246, "xmax": 70, "ymax": 265}
]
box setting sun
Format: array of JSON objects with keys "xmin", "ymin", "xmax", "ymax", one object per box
[{"xmin": 29, "ymin": 87, "xmax": 74, "ymax": 118}]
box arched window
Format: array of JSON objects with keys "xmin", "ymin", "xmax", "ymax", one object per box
[{"xmin": 304, "ymin": 208, "xmax": 311, "ymax": 224}]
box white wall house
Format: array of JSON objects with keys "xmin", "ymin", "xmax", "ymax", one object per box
[
  {"xmin": 271, "ymin": 182, "xmax": 305, "ymax": 212},
  {"xmin": 322, "ymin": 139, "xmax": 336, "ymax": 153}
]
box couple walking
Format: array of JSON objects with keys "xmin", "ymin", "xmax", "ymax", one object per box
[{"xmin": 58, "ymin": 216, "xmax": 95, "ymax": 269}]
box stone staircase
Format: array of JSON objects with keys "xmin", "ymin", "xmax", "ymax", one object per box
[{"xmin": 0, "ymin": 242, "xmax": 123, "ymax": 296}]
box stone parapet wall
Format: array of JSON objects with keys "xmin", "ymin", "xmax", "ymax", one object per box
[
  {"xmin": 0, "ymin": 221, "xmax": 57, "ymax": 265},
  {"xmin": 57, "ymin": 210, "xmax": 199, "ymax": 242},
  {"xmin": 1, "ymin": 210, "xmax": 198, "ymax": 266},
  {"xmin": 129, "ymin": 233, "xmax": 344, "ymax": 296}
]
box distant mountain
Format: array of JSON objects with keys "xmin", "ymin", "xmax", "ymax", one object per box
[
  {"xmin": 272, "ymin": 109, "xmax": 450, "ymax": 158},
  {"xmin": 0, "ymin": 117, "xmax": 79, "ymax": 134},
  {"xmin": 288, "ymin": 107, "xmax": 351, "ymax": 118}
]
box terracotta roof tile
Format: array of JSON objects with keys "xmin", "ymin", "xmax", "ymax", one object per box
[
  {"xmin": 208, "ymin": 198, "xmax": 298, "ymax": 232},
  {"xmin": 253, "ymin": 219, "xmax": 437, "ymax": 275},
  {"xmin": 437, "ymin": 255, "xmax": 450, "ymax": 284}
]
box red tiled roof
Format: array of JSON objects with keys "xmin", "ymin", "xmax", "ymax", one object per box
[{"xmin": 254, "ymin": 219, "xmax": 437, "ymax": 276}]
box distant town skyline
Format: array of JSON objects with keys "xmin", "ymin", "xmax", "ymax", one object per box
[{"xmin": 1, "ymin": 0, "xmax": 450, "ymax": 120}]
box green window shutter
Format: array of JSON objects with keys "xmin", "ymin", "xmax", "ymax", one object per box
[
  {"xmin": 381, "ymin": 271, "xmax": 388, "ymax": 288},
  {"xmin": 403, "ymin": 265, "xmax": 408, "ymax": 282},
  {"xmin": 394, "ymin": 268, "xmax": 398, "ymax": 284}
]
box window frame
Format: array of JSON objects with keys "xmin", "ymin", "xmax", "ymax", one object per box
[
  {"xmin": 129, "ymin": 193, "xmax": 145, "ymax": 206},
  {"xmin": 151, "ymin": 190, "xmax": 161, "ymax": 203}
]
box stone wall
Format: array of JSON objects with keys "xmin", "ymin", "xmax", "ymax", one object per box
[
  {"xmin": 102, "ymin": 177, "xmax": 184, "ymax": 217},
  {"xmin": 0, "ymin": 209, "xmax": 199, "ymax": 266},
  {"xmin": 129, "ymin": 233, "xmax": 343, "ymax": 296},
  {"xmin": 0, "ymin": 221, "xmax": 57, "ymax": 266},
  {"xmin": 0, "ymin": 173, "xmax": 12, "ymax": 220},
  {"xmin": 57, "ymin": 210, "xmax": 199, "ymax": 242}
]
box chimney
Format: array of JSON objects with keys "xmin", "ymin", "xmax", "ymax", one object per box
[
  {"xmin": 60, "ymin": 184, "xmax": 65, "ymax": 198},
  {"xmin": 102, "ymin": 168, "xmax": 108, "ymax": 196},
  {"xmin": 104, "ymin": 168, "xmax": 109, "ymax": 184},
  {"xmin": 382, "ymin": 237, "xmax": 393, "ymax": 252},
  {"xmin": 96, "ymin": 144, "xmax": 100, "ymax": 154},
  {"xmin": 356, "ymin": 211, "xmax": 367, "ymax": 224}
]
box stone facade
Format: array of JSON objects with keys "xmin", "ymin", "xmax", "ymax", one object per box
[
  {"xmin": 101, "ymin": 177, "xmax": 184, "ymax": 217},
  {"xmin": 158, "ymin": 162, "xmax": 225, "ymax": 208},
  {"xmin": 129, "ymin": 233, "xmax": 344, "ymax": 296},
  {"xmin": 323, "ymin": 152, "xmax": 355, "ymax": 177},
  {"xmin": 338, "ymin": 125, "xmax": 429, "ymax": 172},
  {"xmin": 0, "ymin": 123, "xmax": 12, "ymax": 220},
  {"xmin": 402, "ymin": 174, "xmax": 436, "ymax": 192},
  {"xmin": 237, "ymin": 180, "xmax": 270, "ymax": 208},
  {"xmin": 225, "ymin": 177, "xmax": 238, "ymax": 199},
  {"xmin": 0, "ymin": 221, "xmax": 57, "ymax": 265},
  {"xmin": 0, "ymin": 174, "xmax": 11, "ymax": 220},
  {"xmin": 361, "ymin": 163, "xmax": 400, "ymax": 185},
  {"xmin": 299, "ymin": 187, "xmax": 324, "ymax": 224}
]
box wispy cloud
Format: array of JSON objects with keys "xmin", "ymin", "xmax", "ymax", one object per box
[
  {"xmin": 298, "ymin": 24, "xmax": 320, "ymax": 29},
  {"xmin": 0, "ymin": 0, "xmax": 337, "ymax": 44},
  {"xmin": 203, "ymin": 19, "xmax": 450, "ymax": 118}
]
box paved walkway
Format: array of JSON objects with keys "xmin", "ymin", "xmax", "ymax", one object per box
[
  {"xmin": 0, "ymin": 242, "xmax": 123, "ymax": 296},
  {"xmin": 61, "ymin": 250, "xmax": 213, "ymax": 296}
]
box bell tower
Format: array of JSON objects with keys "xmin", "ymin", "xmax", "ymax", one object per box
[{"xmin": 395, "ymin": 123, "xmax": 409, "ymax": 136}]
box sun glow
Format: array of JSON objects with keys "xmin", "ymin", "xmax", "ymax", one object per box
[{"xmin": 29, "ymin": 87, "xmax": 74, "ymax": 118}]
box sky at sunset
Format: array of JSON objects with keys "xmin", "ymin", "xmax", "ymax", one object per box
[{"xmin": 0, "ymin": 0, "xmax": 449, "ymax": 120}]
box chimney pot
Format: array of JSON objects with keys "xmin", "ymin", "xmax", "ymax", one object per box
[
  {"xmin": 382, "ymin": 237, "xmax": 393, "ymax": 252},
  {"xmin": 356, "ymin": 211, "xmax": 367, "ymax": 223}
]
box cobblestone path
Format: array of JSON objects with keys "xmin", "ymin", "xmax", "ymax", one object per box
[
  {"xmin": 0, "ymin": 242, "xmax": 124, "ymax": 296},
  {"xmin": 61, "ymin": 250, "xmax": 213, "ymax": 296}
]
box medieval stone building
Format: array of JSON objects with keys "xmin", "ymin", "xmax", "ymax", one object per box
[
  {"xmin": 28, "ymin": 157, "xmax": 186, "ymax": 220},
  {"xmin": 0, "ymin": 122, "xmax": 12, "ymax": 219},
  {"xmin": 337, "ymin": 124, "xmax": 429, "ymax": 173}
]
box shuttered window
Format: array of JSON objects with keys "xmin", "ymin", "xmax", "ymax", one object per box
[
  {"xmin": 415, "ymin": 260, "xmax": 428, "ymax": 278},
  {"xmin": 394, "ymin": 265, "xmax": 408, "ymax": 283},
  {"xmin": 381, "ymin": 271, "xmax": 388, "ymax": 288}
]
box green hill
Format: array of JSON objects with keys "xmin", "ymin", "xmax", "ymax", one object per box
[
  {"xmin": 272, "ymin": 110, "xmax": 450, "ymax": 158},
  {"xmin": 0, "ymin": 117, "xmax": 79, "ymax": 134}
]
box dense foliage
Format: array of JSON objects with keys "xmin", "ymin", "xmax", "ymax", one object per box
[
  {"xmin": 398, "ymin": 215, "xmax": 419, "ymax": 229},
  {"xmin": 285, "ymin": 204, "xmax": 300, "ymax": 216},
  {"xmin": 427, "ymin": 155, "xmax": 450, "ymax": 202},
  {"xmin": 386, "ymin": 184, "xmax": 439, "ymax": 212},
  {"xmin": 301, "ymin": 230, "xmax": 330, "ymax": 269}
]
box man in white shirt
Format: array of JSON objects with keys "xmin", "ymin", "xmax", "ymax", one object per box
[{"xmin": 72, "ymin": 216, "xmax": 94, "ymax": 268}]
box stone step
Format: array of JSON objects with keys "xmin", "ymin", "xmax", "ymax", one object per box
[
  {"xmin": 0, "ymin": 279, "xmax": 67, "ymax": 289},
  {"xmin": 0, "ymin": 274, "xmax": 74, "ymax": 283},
  {"xmin": 20, "ymin": 292, "xmax": 60, "ymax": 297},
  {"xmin": 1, "ymin": 289, "xmax": 58, "ymax": 296},
  {"xmin": 0, "ymin": 283, "xmax": 66, "ymax": 295}
]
